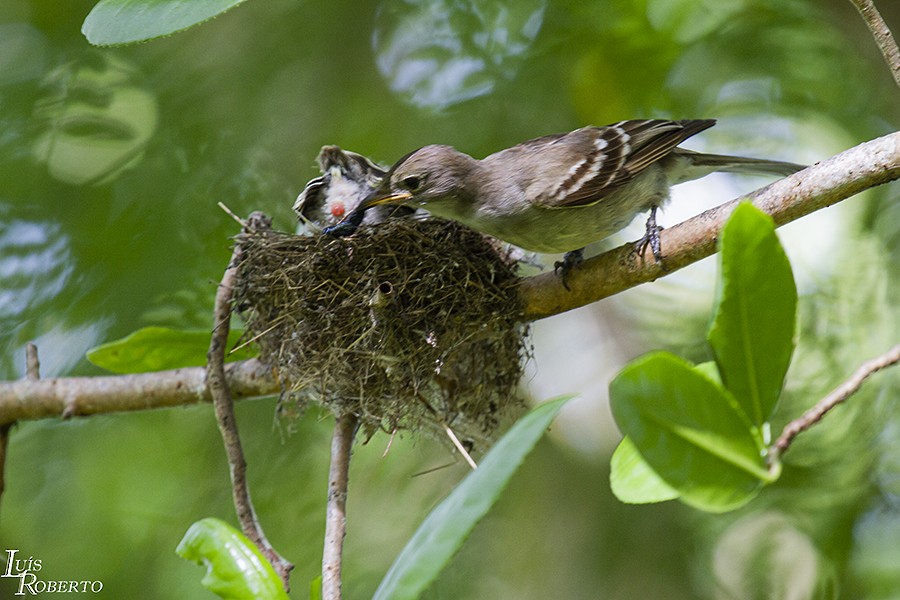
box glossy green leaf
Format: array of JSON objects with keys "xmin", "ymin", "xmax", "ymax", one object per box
[
  {"xmin": 610, "ymin": 436, "xmax": 679, "ymax": 504},
  {"xmin": 83, "ymin": 0, "xmax": 251, "ymax": 46},
  {"xmin": 708, "ymin": 202, "xmax": 797, "ymax": 426},
  {"xmin": 176, "ymin": 518, "xmax": 289, "ymax": 600},
  {"xmin": 373, "ymin": 396, "xmax": 571, "ymax": 600},
  {"xmin": 610, "ymin": 352, "xmax": 771, "ymax": 513},
  {"xmin": 87, "ymin": 326, "xmax": 257, "ymax": 373}
]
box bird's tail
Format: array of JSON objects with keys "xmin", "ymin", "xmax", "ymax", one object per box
[{"xmin": 680, "ymin": 150, "xmax": 806, "ymax": 177}]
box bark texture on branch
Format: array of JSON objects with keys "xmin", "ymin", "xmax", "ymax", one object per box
[
  {"xmin": 850, "ymin": 0, "xmax": 900, "ymax": 89},
  {"xmin": 0, "ymin": 358, "xmax": 274, "ymax": 425},
  {"xmin": 321, "ymin": 414, "xmax": 359, "ymax": 600}
]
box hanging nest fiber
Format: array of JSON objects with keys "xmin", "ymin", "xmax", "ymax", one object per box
[{"xmin": 232, "ymin": 213, "xmax": 529, "ymax": 448}]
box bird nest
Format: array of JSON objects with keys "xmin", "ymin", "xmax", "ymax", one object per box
[{"xmin": 232, "ymin": 214, "xmax": 529, "ymax": 448}]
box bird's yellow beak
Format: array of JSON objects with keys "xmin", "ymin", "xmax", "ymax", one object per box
[{"xmin": 358, "ymin": 189, "xmax": 413, "ymax": 211}]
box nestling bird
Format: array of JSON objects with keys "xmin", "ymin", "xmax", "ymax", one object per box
[
  {"xmin": 294, "ymin": 145, "xmax": 413, "ymax": 229},
  {"xmin": 325, "ymin": 119, "xmax": 804, "ymax": 280}
]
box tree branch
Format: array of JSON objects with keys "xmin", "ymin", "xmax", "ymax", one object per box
[
  {"xmin": 519, "ymin": 130, "xmax": 900, "ymax": 319},
  {"xmin": 0, "ymin": 132, "xmax": 897, "ymax": 421},
  {"xmin": 769, "ymin": 343, "xmax": 900, "ymax": 465},
  {"xmin": 0, "ymin": 358, "xmax": 274, "ymax": 425},
  {"xmin": 322, "ymin": 413, "xmax": 359, "ymax": 600},
  {"xmin": 850, "ymin": 0, "xmax": 900, "ymax": 89},
  {"xmin": 207, "ymin": 214, "xmax": 293, "ymax": 590}
]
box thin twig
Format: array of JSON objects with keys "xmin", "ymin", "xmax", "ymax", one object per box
[
  {"xmin": 25, "ymin": 343, "xmax": 40, "ymax": 380},
  {"xmin": 443, "ymin": 423, "xmax": 478, "ymax": 470},
  {"xmin": 768, "ymin": 344, "xmax": 900, "ymax": 467},
  {"xmin": 207, "ymin": 215, "xmax": 293, "ymax": 590},
  {"xmin": 322, "ymin": 413, "xmax": 359, "ymax": 600},
  {"xmin": 218, "ymin": 201, "xmax": 248, "ymax": 228},
  {"xmin": 850, "ymin": 0, "xmax": 900, "ymax": 89}
]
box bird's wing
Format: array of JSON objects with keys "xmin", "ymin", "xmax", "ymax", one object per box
[
  {"xmin": 294, "ymin": 174, "xmax": 327, "ymax": 220},
  {"xmin": 506, "ymin": 119, "xmax": 716, "ymax": 209}
]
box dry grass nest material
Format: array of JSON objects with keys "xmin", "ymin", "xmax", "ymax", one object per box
[{"xmin": 233, "ymin": 213, "xmax": 529, "ymax": 448}]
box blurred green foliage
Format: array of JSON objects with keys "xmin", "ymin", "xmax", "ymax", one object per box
[{"xmin": 0, "ymin": 0, "xmax": 898, "ymax": 598}]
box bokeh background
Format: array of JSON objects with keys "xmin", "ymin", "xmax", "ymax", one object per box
[{"xmin": 1, "ymin": 0, "xmax": 899, "ymax": 598}]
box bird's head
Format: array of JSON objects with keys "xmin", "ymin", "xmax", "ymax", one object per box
[
  {"xmin": 357, "ymin": 145, "xmax": 477, "ymax": 212},
  {"xmin": 324, "ymin": 145, "xmax": 478, "ymax": 237}
]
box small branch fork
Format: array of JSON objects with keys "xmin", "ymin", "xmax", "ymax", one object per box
[
  {"xmin": 206, "ymin": 213, "xmax": 294, "ymax": 590},
  {"xmin": 768, "ymin": 344, "xmax": 900, "ymax": 468}
]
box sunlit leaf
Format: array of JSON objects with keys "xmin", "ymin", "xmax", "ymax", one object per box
[
  {"xmin": 708, "ymin": 202, "xmax": 797, "ymax": 426},
  {"xmin": 83, "ymin": 0, "xmax": 251, "ymax": 46},
  {"xmin": 87, "ymin": 326, "xmax": 257, "ymax": 373},
  {"xmin": 372, "ymin": 396, "xmax": 571, "ymax": 600},
  {"xmin": 176, "ymin": 518, "xmax": 289, "ymax": 600},
  {"xmin": 610, "ymin": 352, "xmax": 771, "ymax": 513},
  {"xmin": 610, "ymin": 436, "xmax": 679, "ymax": 504}
]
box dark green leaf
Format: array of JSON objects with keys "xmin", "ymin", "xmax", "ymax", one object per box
[
  {"xmin": 86, "ymin": 326, "xmax": 257, "ymax": 373},
  {"xmin": 82, "ymin": 0, "xmax": 251, "ymax": 46},
  {"xmin": 372, "ymin": 396, "xmax": 571, "ymax": 600},
  {"xmin": 610, "ymin": 352, "xmax": 772, "ymax": 513},
  {"xmin": 610, "ymin": 436, "xmax": 679, "ymax": 504},
  {"xmin": 708, "ymin": 202, "xmax": 797, "ymax": 426},
  {"xmin": 176, "ymin": 518, "xmax": 289, "ymax": 600}
]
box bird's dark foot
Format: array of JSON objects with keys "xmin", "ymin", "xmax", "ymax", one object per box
[
  {"xmin": 323, "ymin": 209, "xmax": 365, "ymax": 237},
  {"xmin": 554, "ymin": 248, "xmax": 584, "ymax": 291},
  {"xmin": 633, "ymin": 206, "xmax": 664, "ymax": 263}
]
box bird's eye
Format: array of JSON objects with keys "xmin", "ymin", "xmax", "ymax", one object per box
[{"xmin": 400, "ymin": 176, "xmax": 421, "ymax": 191}]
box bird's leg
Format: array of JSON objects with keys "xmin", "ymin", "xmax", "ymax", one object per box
[
  {"xmin": 554, "ymin": 248, "xmax": 584, "ymax": 291},
  {"xmin": 323, "ymin": 207, "xmax": 366, "ymax": 237},
  {"xmin": 634, "ymin": 205, "xmax": 664, "ymax": 262}
]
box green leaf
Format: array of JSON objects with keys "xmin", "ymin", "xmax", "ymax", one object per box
[
  {"xmin": 82, "ymin": 0, "xmax": 251, "ymax": 46},
  {"xmin": 373, "ymin": 396, "xmax": 571, "ymax": 600},
  {"xmin": 610, "ymin": 352, "xmax": 771, "ymax": 513},
  {"xmin": 610, "ymin": 436, "xmax": 679, "ymax": 504},
  {"xmin": 309, "ymin": 576, "xmax": 322, "ymax": 600},
  {"xmin": 86, "ymin": 326, "xmax": 257, "ymax": 373},
  {"xmin": 708, "ymin": 202, "xmax": 797, "ymax": 426},
  {"xmin": 176, "ymin": 518, "xmax": 289, "ymax": 600}
]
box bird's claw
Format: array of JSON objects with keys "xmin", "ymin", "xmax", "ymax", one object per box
[
  {"xmin": 554, "ymin": 249, "xmax": 584, "ymax": 291},
  {"xmin": 633, "ymin": 206, "xmax": 664, "ymax": 264}
]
